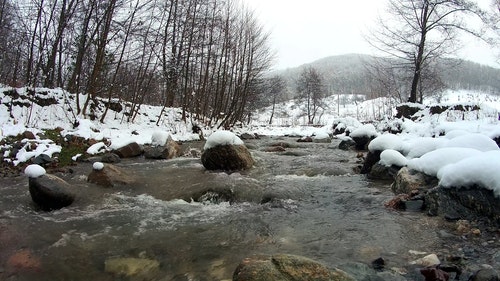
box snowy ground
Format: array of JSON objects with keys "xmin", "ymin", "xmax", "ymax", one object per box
[{"xmin": 1, "ymin": 86, "xmax": 500, "ymax": 196}]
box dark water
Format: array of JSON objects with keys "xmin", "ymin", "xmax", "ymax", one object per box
[{"xmin": 0, "ymin": 137, "xmax": 497, "ymax": 280}]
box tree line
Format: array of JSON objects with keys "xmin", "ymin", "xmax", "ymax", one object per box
[{"xmin": 0, "ymin": 0, "xmax": 273, "ymax": 128}]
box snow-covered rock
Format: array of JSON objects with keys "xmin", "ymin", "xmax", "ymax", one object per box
[
  {"xmin": 203, "ymin": 131, "xmax": 244, "ymax": 150},
  {"xmin": 201, "ymin": 132, "xmax": 253, "ymax": 171}
]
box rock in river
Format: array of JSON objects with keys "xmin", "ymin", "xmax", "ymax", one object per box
[
  {"xmin": 28, "ymin": 174, "xmax": 75, "ymax": 211},
  {"xmin": 233, "ymin": 254, "xmax": 355, "ymax": 281},
  {"xmin": 104, "ymin": 257, "xmax": 159, "ymax": 278},
  {"xmin": 202, "ymin": 145, "xmax": 254, "ymax": 171},
  {"xmin": 87, "ymin": 163, "xmax": 135, "ymax": 187}
]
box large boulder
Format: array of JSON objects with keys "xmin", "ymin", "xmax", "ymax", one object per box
[
  {"xmin": 233, "ymin": 254, "xmax": 355, "ymax": 281},
  {"xmin": 201, "ymin": 145, "xmax": 254, "ymax": 171},
  {"xmin": 426, "ymin": 185, "xmax": 500, "ymax": 224},
  {"xmin": 87, "ymin": 163, "xmax": 135, "ymax": 187},
  {"xmin": 114, "ymin": 142, "xmax": 143, "ymax": 158},
  {"xmin": 28, "ymin": 174, "xmax": 75, "ymax": 211}
]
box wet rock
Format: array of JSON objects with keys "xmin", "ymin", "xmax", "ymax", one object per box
[
  {"xmin": 360, "ymin": 150, "xmax": 381, "ymax": 174},
  {"xmin": 392, "ymin": 167, "xmax": 436, "ymax": 195},
  {"xmin": 426, "ymin": 185, "xmax": 500, "ymax": 225},
  {"xmin": 368, "ymin": 163, "xmax": 400, "ymax": 180},
  {"xmin": 87, "ymin": 163, "xmax": 135, "ymax": 187},
  {"xmin": 404, "ymin": 199, "xmax": 424, "ymax": 212},
  {"xmin": 420, "ymin": 267, "xmax": 449, "ymax": 281},
  {"xmin": 469, "ymin": 268, "xmax": 499, "ymax": 281},
  {"xmin": 114, "ymin": 142, "xmax": 143, "ymax": 158},
  {"xmin": 338, "ymin": 138, "xmax": 355, "ymax": 150},
  {"xmin": 6, "ymin": 249, "xmax": 41, "ymax": 272},
  {"xmin": 351, "ymin": 135, "xmax": 374, "ymax": 150},
  {"xmin": 269, "ymin": 142, "xmax": 298, "ymax": 149},
  {"xmin": 28, "ymin": 174, "xmax": 75, "ymax": 211},
  {"xmin": 265, "ymin": 146, "xmax": 286, "ymax": 153},
  {"xmin": 191, "ymin": 189, "xmax": 235, "ymax": 204},
  {"xmin": 371, "ymin": 257, "xmax": 385, "ymax": 271},
  {"xmin": 104, "ymin": 257, "xmax": 160, "ymax": 278},
  {"xmin": 233, "ymin": 254, "xmax": 355, "ymax": 281},
  {"xmin": 202, "ymin": 145, "xmax": 254, "ymax": 171},
  {"xmin": 240, "ymin": 133, "xmax": 259, "ymax": 140}
]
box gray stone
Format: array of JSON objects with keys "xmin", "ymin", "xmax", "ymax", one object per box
[{"xmin": 28, "ymin": 174, "xmax": 75, "ymax": 211}]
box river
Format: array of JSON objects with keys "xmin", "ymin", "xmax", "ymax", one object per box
[{"xmin": 0, "ymin": 137, "xmax": 497, "ymax": 280}]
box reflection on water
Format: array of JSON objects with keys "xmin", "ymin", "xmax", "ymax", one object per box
[{"xmin": 0, "ymin": 137, "xmax": 459, "ymax": 280}]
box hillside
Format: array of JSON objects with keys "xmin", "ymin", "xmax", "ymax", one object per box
[{"xmin": 274, "ymin": 54, "xmax": 500, "ymax": 100}]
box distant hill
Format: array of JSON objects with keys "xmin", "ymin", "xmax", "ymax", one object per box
[{"xmin": 273, "ymin": 54, "xmax": 500, "ymax": 100}]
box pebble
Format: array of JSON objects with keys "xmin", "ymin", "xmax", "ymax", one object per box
[{"xmin": 410, "ymin": 254, "xmax": 441, "ymax": 267}]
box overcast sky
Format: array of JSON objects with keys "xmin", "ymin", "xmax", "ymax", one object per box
[{"xmin": 243, "ymin": 0, "xmax": 499, "ymax": 70}]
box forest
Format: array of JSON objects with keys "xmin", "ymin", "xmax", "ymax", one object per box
[
  {"xmin": 0, "ymin": 0, "xmax": 499, "ymax": 127},
  {"xmin": 0, "ymin": 0, "xmax": 274, "ymax": 128}
]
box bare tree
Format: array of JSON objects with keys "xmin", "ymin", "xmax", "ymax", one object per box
[
  {"xmin": 296, "ymin": 67, "xmax": 327, "ymax": 124},
  {"xmin": 266, "ymin": 75, "xmax": 287, "ymax": 124},
  {"xmin": 367, "ymin": 0, "xmax": 486, "ymax": 103}
]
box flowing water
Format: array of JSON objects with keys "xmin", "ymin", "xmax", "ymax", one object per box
[{"xmin": 0, "ymin": 137, "xmax": 496, "ymax": 280}]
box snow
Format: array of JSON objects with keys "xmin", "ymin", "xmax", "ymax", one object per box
[
  {"xmin": 441, "ymin": 133, "xmax": 499, "ymax": 152},
  {"xmin": 312, "ymin": 131, "xmax": 331, "ymax": 141},
  {"xmin": 407, "ymin": 147, "xmax": 482, "ymax": 177},
  {"xmin": 379, "ymin": 149, "xmax": 408, "ymax": 167},
  {"xmin": 350, "ymin": 124, "xmax": 378, "ymax": 138},
  {"xmin": 93, "ymin": 162, "xmax": 105, "ymax": 171},
  {"xmin": 438, "ymin": 151, "xmax": 500, "ymax": 197},
  {"xmin": 151, "ymin": 131, "xmax": 170, "ymax": 146},
  {"xmin": 87, "ymin": 142, "xmax": 107, "ymax": 155},
  {"xmin": 203, "ymin": 131, "xmax": 244, "ymax": 150},
  {"xmin": 24, "ymin": 164, "xmax": 46, "ymax": 178},
  {"xmin": 368, "ymin": 134, "xmax": 405, "ymax": 152},
  {"xmin": 404, "ymin": 137, "xmax": 445, "ymax": 159}
]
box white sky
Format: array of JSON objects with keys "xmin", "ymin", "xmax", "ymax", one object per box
[{"xmin": 243, "ymin": 0, "xmax": 500, "ymax": 70}]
